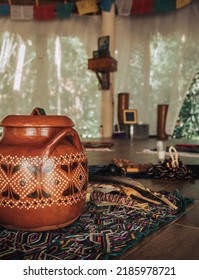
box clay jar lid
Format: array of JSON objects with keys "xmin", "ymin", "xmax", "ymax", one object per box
[{"xmin": 0, "ymin": 107, "xmax": 75, "ymax": 128}]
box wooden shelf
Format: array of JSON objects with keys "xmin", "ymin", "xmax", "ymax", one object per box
[
  {"xmin": 88, "ymin": 57, "xmax": 117, "ymax": 90},
  {"xmin": 88, "ymin": 57, "xmax": 117, "ymax": 72}
]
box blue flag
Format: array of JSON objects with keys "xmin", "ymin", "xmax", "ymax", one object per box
[
  {"xmin": 100, "ymin": 0, "xmax": 114, "ymax": 12},
  {"xmin": 0, "ymin": 4, "xmax": 10, "ymax": 16},
  {"xmin": 56, "ymin": 3, "xmax": 75, "ymax": 19}
]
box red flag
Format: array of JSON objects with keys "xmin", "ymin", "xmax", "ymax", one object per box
[
  {"xmin": 131, "ymin": 0, "xmax": 153, "ymax": 15},
  {"xmin": 34, "ymin": 5, "xmax": 55, "ymax": 20}
]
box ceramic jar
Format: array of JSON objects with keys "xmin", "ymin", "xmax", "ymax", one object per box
[{"xmin": 0, "ymin": 108, "xmax": 88, "ymax": 231}]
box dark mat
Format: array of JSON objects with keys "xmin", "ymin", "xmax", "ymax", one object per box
[{"xmin": 0, "ymin": 177, "xmax": 191, "ymax": 260}]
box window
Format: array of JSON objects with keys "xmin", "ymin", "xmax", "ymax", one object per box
[
  {"xmin": 0, "ymin": 17, "xmax": 101, "ymax": 138},
  {"xmin": 173, "ymin": 68, "xmax": 199, "ymax": 140}
]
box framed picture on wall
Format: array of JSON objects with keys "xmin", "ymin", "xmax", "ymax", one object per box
[
  {"xmin": 98, "ymin": 36, "xmax": 110, "ymax": 51},
  {"xmin": 123, "ymin": 109, "xmax": 138, "ymax": 124}
]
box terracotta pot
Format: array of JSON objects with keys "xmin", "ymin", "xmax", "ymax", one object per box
[{"xmin": 0, "ymin": 108, "xmax": 88, "ymax": 231}]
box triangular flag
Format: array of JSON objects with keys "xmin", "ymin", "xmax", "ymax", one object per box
[
  {"xmin": 100, "ymin": 0, "xmax": 114, "ymax": 12},
  {"xmin": 176, "ymin": 0, "xmax": 192, "ymax": 9},
  {"xmin": 116, "ymin": 0, "xmax": 133, "ymax": 16},
  {"xmin": 76, "ymin": 0, "xmax": 98, "ymax": 16},
  {"xmin": 56, "ymin": 3, "xmax": 74, "ymax": 19},
  {"xmin": 0, "ymin": 4, "xmax": 10, "ymax": 16},
  {"xmin": 10, "ymin": 5, "xmax": 33, "ymax": 20}
]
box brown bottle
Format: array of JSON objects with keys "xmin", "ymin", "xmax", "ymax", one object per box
[
  {"xmin": 157, "ymin": 104, "xmax": 169, "ymax": 140},
  {"xmin": 118, "ymin": 93, "xmax": 129, "ymax": 125}
]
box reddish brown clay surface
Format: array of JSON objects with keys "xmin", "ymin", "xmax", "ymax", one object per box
[{"xmin": 0, "ymin": 108, "xmax": 88, "ymax": 231}]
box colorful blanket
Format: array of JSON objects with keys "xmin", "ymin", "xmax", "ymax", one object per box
[{"xmin": 0, "ymin": 179, "xmax": 189, "ymax": 260}]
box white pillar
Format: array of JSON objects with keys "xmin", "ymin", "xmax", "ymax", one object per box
[{"xmin": 101, "ymin": 4, "xmax": 115, "ymax": 138}]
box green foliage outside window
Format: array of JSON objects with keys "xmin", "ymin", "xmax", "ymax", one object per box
[{"xmin": 173, "ymin": 67, "xmax": 199, "ymax": 140}]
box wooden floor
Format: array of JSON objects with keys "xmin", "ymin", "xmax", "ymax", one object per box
[{"xmin": 86, "ymin": 137, "xmax": 199, "ymax": 260}]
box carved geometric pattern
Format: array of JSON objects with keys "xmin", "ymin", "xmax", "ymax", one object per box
[{"xmin": 0, "ymin": 152, "xmax": 87, "ymax": 209}]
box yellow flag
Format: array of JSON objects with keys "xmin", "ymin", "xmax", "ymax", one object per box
[
  {"xmin": 176, "ymin": 0, "xmax": 192, "ymax": 9},
  {"xmin": 76, "ymin": 0, "xmax": 99, "ymax": 15}
]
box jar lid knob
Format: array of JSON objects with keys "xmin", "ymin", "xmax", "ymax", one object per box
[{"xmin": 31, "ymin": 108, "xmax": 46, "ymax": 116}]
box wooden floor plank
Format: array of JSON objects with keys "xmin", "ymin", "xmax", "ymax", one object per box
[
  {"xmin": 120, "ymin": 224, "xmax": 199, "ymax": 260},
  {"xmin": 176, "ymin": 202, "xmax": 199, "ymax": 228}
]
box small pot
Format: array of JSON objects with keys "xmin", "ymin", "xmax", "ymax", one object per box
[{"xmin": 0, "ymin": 108, "xmax": 88, "ymax": 231}]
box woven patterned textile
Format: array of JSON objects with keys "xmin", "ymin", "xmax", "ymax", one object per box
[{"xmin": 0, "ymin": 182, "xmax": 189, "ymax": 260}]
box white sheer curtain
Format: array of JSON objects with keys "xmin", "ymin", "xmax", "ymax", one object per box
[
  {"xmin": 0, "ymin": 16, "xmax": 101, "ymax": 138},
  {"xmin": 115, "ymin": 2, "xmax": 199, "ymax": 136},
  {"xmin": 1, "ymin": 3, "xmax": 199, "ymax": 138}
]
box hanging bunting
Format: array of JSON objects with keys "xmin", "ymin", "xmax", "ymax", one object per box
[
  {"xmin": 176, "ymin": 0, "xmax": 192, "ymax": 9},
  {"xmin": 153, "ymin": 0, "xmax": 176, "ymax": 14},
  {"xmin": 0, "ymin": 0, "xmax": 194, "ymax": 19},
  {"xmin": 56, "ymin": 3, "xmax": 75, "ymax": 19},
  {"xmin": 0, "ymin": 4, "xmax": 10, "ymax": 16},
  {"xmin": 33, "ymin": 4, "xmax": 56, "ymax": 20},
  {"xmin": 100, "ymin": 0, "xmax": 114, "ymax": 12},
  {"xmin": 115, "ymin": 0, "xmax": 133, "ymax": 16},
  {"xmin": 131, "ymin": 0, "xmax": 153, "ymax": 15},
  {"xmin": 10, "ymin": 0, "xmax": 35, "ymax": 4},
  {"xmin": 76, "ymin": 0, "xmax": 99, "ymax": 16},
  {"xmin": 10, "ymin": 5, "xmax": 33, "ymax": 20}
]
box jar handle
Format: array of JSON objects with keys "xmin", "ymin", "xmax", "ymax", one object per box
[
  {"xmin": 31, "ymin": 107, "xmax": 46, "ymax": 116},
  {"xmin": 41, "ymin": 128, "xmax": 83, "ymax": 159}
]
